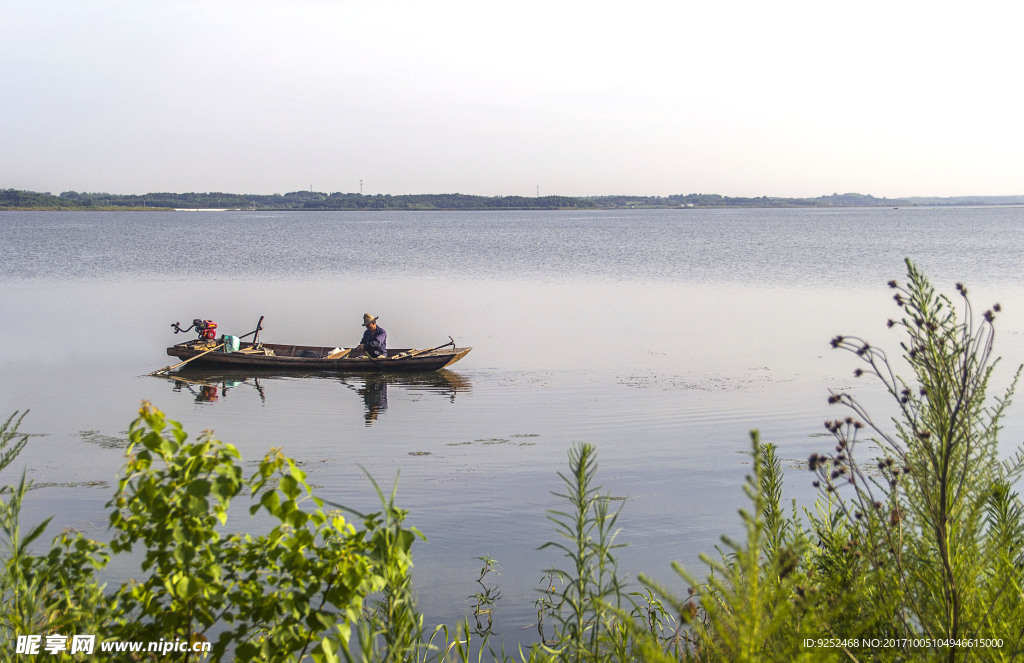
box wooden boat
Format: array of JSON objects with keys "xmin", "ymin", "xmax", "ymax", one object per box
[{"xmin": 164, "ymin": 339, "xmax": 472, "ymax": 373}]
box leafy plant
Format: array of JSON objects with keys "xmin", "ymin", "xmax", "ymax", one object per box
[
  {"xmin": 1, "ymin": 403, "xmax": 430, "ymax": 662},
  {"xmin": 538, "ymin": 442, "xmax": 628, "ymax": 662},
  {"xmin": 632, "ymin": 434, "xmax": 821, "ymax": 663},
  {"xmin": 814, "ymin": 259, "xmax": 1024, "ymax": 659}
]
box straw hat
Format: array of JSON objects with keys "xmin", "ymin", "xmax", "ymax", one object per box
[{"xmin": 362, "ymin": 313, "xmax": 378, "ymax": 327}]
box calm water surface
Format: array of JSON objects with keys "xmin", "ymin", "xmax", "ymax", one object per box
[{"xmin": 2, "ymin": 207, "xmax": 1024, "ymax": 642}]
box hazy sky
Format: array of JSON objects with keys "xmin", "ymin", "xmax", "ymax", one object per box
[{"xmin": 2, "ymin": 0, "xmax": 1021, "ymax": 198}]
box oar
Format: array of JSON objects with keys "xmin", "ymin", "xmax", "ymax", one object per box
[
  {"xmin": 400, "ymin": 336, "xmax": 455, "ymax": 359},
  {"xmin": 149, "ymin": 343, "xmax": 225, "ymax": 376}
]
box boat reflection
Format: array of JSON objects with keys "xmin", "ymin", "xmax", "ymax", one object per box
[{"xmin": 162, "ymin": 367, "xmax": 472, "ymax": 425}]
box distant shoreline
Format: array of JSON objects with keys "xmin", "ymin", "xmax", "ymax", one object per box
[{"xmin": 4, "ymin": 188, "xmax": 1024, "ymax": 212}]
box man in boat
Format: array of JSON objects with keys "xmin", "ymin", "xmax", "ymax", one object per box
[{"xmin": 355, "ymin": 313, "xmax": 387, "ymax": 358}]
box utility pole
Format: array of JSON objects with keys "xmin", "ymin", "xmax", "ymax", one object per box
[{"xmin": 359, "ymin": 179, "xmax": 364, "ymax": 195}]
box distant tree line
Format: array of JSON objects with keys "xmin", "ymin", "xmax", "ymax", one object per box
[{"xmin": 2, "ymin": 188, "xmax": 1023, "ymax": 211}]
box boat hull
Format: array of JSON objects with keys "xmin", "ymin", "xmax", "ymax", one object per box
[{"xmin": 166, "ymin": 341, "xmax": 471, "ymax": 373}]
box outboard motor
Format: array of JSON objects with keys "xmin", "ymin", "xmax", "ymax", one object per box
[{"xmin": 171, "ymin": 319, "xmax": 219, "ymax": 340}]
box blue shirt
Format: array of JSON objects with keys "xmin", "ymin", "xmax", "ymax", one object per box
[{"xmin": 360, "ymin": 326, "xmax": 387, "ymax": 357}]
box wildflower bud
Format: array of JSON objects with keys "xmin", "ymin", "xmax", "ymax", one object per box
[
  {"xmin": 853, "ymin": 421, "xmax": 863, "ymax": 430},
  {"xmin": 984, "ymin": 310, "xmax": 994, "ymax": 323},
  {"xmin": 894, "ymin": 294, "xmax": 904, "ymax": 306},
  {"xmin": 887, "ymin": 280, "xmax": 898, "ymax": 289},
  {"xmin": 828, "ymin": 394, "xmax": 841, "ymax": 404},
  {"xmin": 854, "ymin": 368, "xmax": 864, "ymax": 377},
  {"xmin": 956, "ymin": 282, "xmax": 965, "ymax": 295},
  {"xmin": 812, "ymin": 480, "xmax": 820, "ymax": 488},
  {"xmin": 845, "ymin": 417, "xmax": 854, "ymax": 425},
  {"xmin": 994, "ymin": 303, "xmax": 1002, "ymax": 312},
  {"xmin": 887, "ymin": 319, "xmax": 895, "ymax": 328},
  {"xmin": 830, "ymin": 335, "xmax": 844, "ymax": 348}
]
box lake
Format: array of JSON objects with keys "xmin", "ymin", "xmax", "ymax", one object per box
[{"xmin": 2, "ymin": 206, "xmax": 1024, "ymax": 643}]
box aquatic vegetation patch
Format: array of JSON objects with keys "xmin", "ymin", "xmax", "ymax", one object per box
[
  {"xmin": 27, "ymin": 480, "xmax": 109, "ymax": 490},
  {"xmin": 617, "ymin": 371, "xmax": 775, "ymax": 392},
  {"xmin": 78, "ymin": 430, "xmax": 129, "ymax": 448}
]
